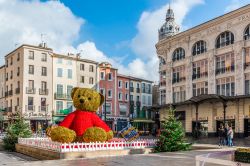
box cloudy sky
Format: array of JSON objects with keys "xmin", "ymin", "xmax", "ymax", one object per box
[{"xmin": 0, "ymin": 0, "xmax": 249, "ymax": 82}]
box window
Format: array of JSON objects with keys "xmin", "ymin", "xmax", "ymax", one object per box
[
  {"xmin": 172, "ymin": 66, "xmax": 185, "ymax": 84},
  {"xmin": 41, "ymin": 81, "xmax": 47, "ymax": 90},
  {"xmin": 10, "ymin": 57, "xmax": 13, "ymax": 65},
  {"xmin": 192, "ymin": 40, "xmax": 206, "ymax": 56},
  {"xmin": 29, "ymin": 51, "xmax": 34, "ymax": 60},
  {"xmin": 10, "ymin": 71, "xmax": 13, "ymax": 79},
  {"xmin": 68, "ymin": 69, "xmax": 72, "ymax": 79},
  {"xmin": 103, "ymin": 103, "xmax": 111, "ymax": 115},
  {"xmin": 142, "ymin": 95, "xmax": 146, "ymax": 104},
  {"xmin": 100, "ymin": 72, "xmax": 105, "ymax": 80},
  {"xmin": 136, "ymin": 96, "xmax": 140, "ymax": 102},
  {"xmin": 17, "ymin": 67, "xmax": 20, "ymax": 76},
  {"xmin": 5, "ymin": 73, "xmax": 8, "ymax": 81},
  {"xmin": 100, "ymin": 88, "xmax": 105, "ymax": 95},
  {"xmin": 29, "ymin": 65, "xmax": 34, "ymax": 74},
  {"xmin": 216, "ymin": 31, "xmax": 234, "ymax": 48},
  {"xmin": 216, "ymin": 77, "xmax": 235, "ymax": 96},
  {"xmin": 17, "ymin": 97, "xmax": 19, "ymax": 106},
  {"xmin": 17, "ymin": 53, "xmax": 20, "ymax": 61},
  {"xmin": 119, "ymin": 104, "xmax": 127, "ymax": 116},
  {"xmin": 81, "ymin": 76, "xmax": 84, "ymax": 83},
  {"xmin": 130, "ymin": 95, "xmax": 134, "ymax": 101},
  {"xmin": 41, "ymin": 53, "xmax": 47, "ymax": 62},
  {"xmin": 89, "ymin": 65, "xmax": 94, "ymax": 72},
  {"xmin": 67, "ymin": 60, "xmax": 72, "ymax": 65},
  {"xmin": 41, "ymin": 98, "xmax": 46, "ymax": 111},
  {"xmin": 57, "ymin": 68, "xmax": 63, "ymax": 77},
  {"xmin": 118, "ymin": 80, "xmax": 122, "ymax": 88},
  {"xmin": 41, "ymin": 67, "xmax": 47, "ymax": 76},
  {"xmin": 173, "ymin": 86, "xmax": 186, "ymax": 103},
  {"xmin": 28, "ymin": 80, "xmax": 34, "ymax": 89},
  {"xmin": 244, "ymin": 24, "xmax": 250, "ymax": 40},
  {"xmin": 125, "ymin": 93, "xmax": 128, "ymax": 101},
  {"xmin": 57, "ymin": 58, "xmax": 62, "ymax": 64},
  {"xmin": 6, "ymin": 60, "xmax": 8, "ymax": 67},
  {"xmin": 57, "ymin": 84, "xmax": 63, "ymax": 94},
  {"xmin": 108, "ymin": 90, "xmax": 112, "ymax": 98},
  {"xmin": 56, "ymin": 101, "xmax": 63, "ymax": 112},
  {"xmin": 80, "ymin": 64, "xmax": 84, "ymax": 71},
  {"xmin": 108, "ymin": 73, "xmax": 112, "ymax": 81},
  {"xmin": 89, "ymin": 77, "xmax": 94, "ymax": 84},
  {"xmin": 192, "ymin": 60, "xmax": 208, "ymax": 80},
  {"xmin": 28, "ymin": 97, "xmax": 34, "ymax": 110},
  {"xmin": 193, "ymin": 82, "xmax": 208, "ymax": 96},
  {"xmin": 67, "ymin": 85, "xmax": 73, "ymax": 97},
  {"xmin": 118, "ymin": 92, "xmax": 122, "ymax": 100},
  {"xmin": 67, "ymin": 102, "xmax": 73, "ymax": 112},
  {"xmin": 148, "ymin": 96, "xmax": 152, "ymax": 105},
  {"xmin": 245, "ymin": 74, "xmax": 250, "ymax": 95},
  {"xmin": 215, "ymin": 52, "xmax": 234, "ymax": 75},
  {"xmin": 125, "ymin": 82, "xmax": 129, "ymax": 89},
  {"xmin": 172, "ymin": 47, "xmax": 185, "ymax": 62}
]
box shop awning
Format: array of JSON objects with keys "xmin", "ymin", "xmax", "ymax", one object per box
[{"xmin": 131, "ymin": 119, "xmax": 155, "ymax": 123}]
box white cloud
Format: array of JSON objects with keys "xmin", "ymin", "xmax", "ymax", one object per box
[
  {"xmin": 0, "ymin": 0, "xmax": 83, "ymax": 61},
  {"xmin": 129, "ymin": 0, "xmax": 204, "ymax": 81},
  {"xmin": 225, "ymin": 0, "xmax": 250, "ymax": 13}
]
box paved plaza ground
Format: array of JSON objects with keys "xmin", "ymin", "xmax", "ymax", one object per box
[{"xmin": 0, "ymin": 149, "xmax": 235, "ymax": 166}]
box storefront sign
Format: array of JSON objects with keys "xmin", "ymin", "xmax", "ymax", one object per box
[
  {"xmin": 23, "ymin": 112, "xmax": 51, "ymax": 119},
  {"xmin": 215, "ymin": 115, "xmax": 235, "ymax": 120},
  {"xmin": 120, "ymin": 125, "xmax": 139, "ymax": 142}
]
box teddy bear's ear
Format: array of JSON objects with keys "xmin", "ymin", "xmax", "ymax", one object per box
[
  {"xmin": 71, "ymin": 87, "xmax": 79, "ymax": 99},
  {"xmin": 99, "ymin": 93, "xmax": 105, "ymax": 106}
]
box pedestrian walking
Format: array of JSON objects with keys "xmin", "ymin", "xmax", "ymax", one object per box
[
  {"xmin": 228, "ymin": 127, "xmax": 234, "ymax": 146},
  {"xmin": 218, "ymin": 124, "xmax": 224, "ymax": 146}
]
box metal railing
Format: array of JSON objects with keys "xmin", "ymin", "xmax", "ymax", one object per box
[
  {"xmin": 16, "ymin": 88, "xmax": 20, "ymax": 94},
  {"xmin": 26, "ymin": 87, "xmax": 36, "ymax": 94},
  {"xmin": 39, "ymin": 89, "xmax": 48, "ymax": 95},
  {"xmin": 54, "ymin": 93, "xmax": 67, "ymax": 99}
]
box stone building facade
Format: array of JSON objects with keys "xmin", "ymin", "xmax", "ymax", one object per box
[{"xmin": 156, "ymin": 5, "xmax": 250, "ymax": 137}]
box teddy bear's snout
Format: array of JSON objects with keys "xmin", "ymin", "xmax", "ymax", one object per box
[{"xmin": 79, "ymin": 99, "xmax": 85, "ymax": 104}]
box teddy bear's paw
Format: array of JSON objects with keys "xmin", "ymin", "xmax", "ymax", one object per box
[
  {"xmin": 82, "ymin": 127, "xmax": 107, "ymax": 142},
  {"xmin": 106, "ymin": 131, "xmax": 114, "ymax": 140},
  {"xmin": 50, "ymin": 126, "xmax": 76, "ymax": 143}
]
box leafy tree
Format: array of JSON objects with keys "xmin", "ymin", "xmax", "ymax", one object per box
[
  {"xmin": 154, "ymin": 108, "xmax": 191, "ymax": 152},
  {"xmin": 3, "ymin": 113, "xmax": 32, "ymax": 151}
]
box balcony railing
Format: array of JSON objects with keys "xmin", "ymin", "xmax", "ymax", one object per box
[
  {"xmin": 130, "ymin": 87, "xmax": 134, "ymax": 92},
  {"xmin": 39, "ymin": 106, "xmax": 48, "ymax": 112},
  {"xmin": 192, "ymin": 72, "xmax": 208, "ymax": 80},
  {"xmin": 54, "ymin": 93, "xmax": 67, "ymax": 100},
  {"xmin": 16, "ymin": 88, "xmax": 20, "ymax": 94},
  {"xmin": 6, "ymin": 107, "xmax": 12, "ymax": 112},
  {"xmin": 26, "ymin": 105, "xmax": 35, "ymax": 111},
  {"xmin": 39, "ymin": 89, "xmax": 49, "ymax": 95},
  {"xmin": 136, "ymin": 88, "xmax": 140, "ymax": 93},
  {"xmin": 5, "ymin": 92, "xmax": 8, "ymax": 97},
  {"xmin": 8, "ymin": 90, "xmax": 13, "ymax": 96},
  {"xmin": 26, "ymin": 87, "xmax": 36, "ymax": 94},
  {"xmin": 215, "ymin": 65, "xmax": 234, "ymax": 75},
  {"xmin": 160, "ymin": 81, "xmax": 166, "ymax": 86},
  {"xmin": 172, "ymin": 77, "xmax": 186, "ymax": 84},
  {"xmin": 15, "ymin": 106, "xmax": 20, "ymax": 112},
  {"xmin": 5, "ymin": 77, "xmax": 8, "ymax": 81}
]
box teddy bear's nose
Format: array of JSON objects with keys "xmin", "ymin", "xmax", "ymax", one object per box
[{"xmin": 79, "ymin": 99, "xmax": 85, "ymax": 104}]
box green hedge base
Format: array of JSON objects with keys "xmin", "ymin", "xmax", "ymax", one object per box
[{"xmin": 235, "ymin": 151, "xmax": 250, "ymax": 163}]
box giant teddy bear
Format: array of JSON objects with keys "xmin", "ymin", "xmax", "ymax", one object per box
[{"xmin": 49, "ymin": 87, "xmax": 113, "ymax": 143}]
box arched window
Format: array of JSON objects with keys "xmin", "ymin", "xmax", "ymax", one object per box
[
  {"xmin": 159, "ymin": 57, "xmax": 166, "ymax": 66},
  {"xmin": 192, "ymin": 40, "xmax": 207, "ymax": 56},
  {"xmin": 244, "ymin": 24, "xmax": 250, "ymax": 40},
  {"xmin": 216, "ymin": 31, "xmax": 234, "ymax": 48},
  {"xmin": 172, "ymin": 48, "xmax": 185, "ymax": 62}
]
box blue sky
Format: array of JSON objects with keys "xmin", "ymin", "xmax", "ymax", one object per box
[{"xmin": 0, "ymin": 0, "xmax": 249, "ymax": 81}]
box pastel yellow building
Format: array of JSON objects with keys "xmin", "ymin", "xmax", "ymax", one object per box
[{"xmin": 156, "ymin": 5, "xmax": 250, "ymax": 137}]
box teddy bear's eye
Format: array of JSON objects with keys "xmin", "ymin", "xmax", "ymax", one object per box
[
  {"xmin": 78, "ymin": 95, "xmax": 80, "ymax": 98},
  {"xmin": 88, "ymin": 97, "xmax": 91, "ymax": 100}
]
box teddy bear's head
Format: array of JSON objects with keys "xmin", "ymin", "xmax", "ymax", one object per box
[{"xmin": 71, "ymin": 87, "xmax": 104, "ymax": 112}]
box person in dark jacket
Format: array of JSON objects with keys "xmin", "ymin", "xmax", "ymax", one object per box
[
  {"xmin": 218, "ymin": 124, "xmax": 224, "ymax": 146},
  {"xmin": 224, "ymin": 123, "xmax": 229, "ymax": 146}
]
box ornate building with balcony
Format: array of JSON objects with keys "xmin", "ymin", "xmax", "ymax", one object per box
[{"xmin": 156, "ymin": 5, "xmax": 250, "ymax": 138}]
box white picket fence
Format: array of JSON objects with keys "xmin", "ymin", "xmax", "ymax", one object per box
[{"xmin": 18, "ymin": 138, "xmax": 157, "ymax": 153}]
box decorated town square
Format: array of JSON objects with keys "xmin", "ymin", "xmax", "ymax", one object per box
[{"xmin": 1, "ymin": 0, "xmax": 250, "ymax": 166}]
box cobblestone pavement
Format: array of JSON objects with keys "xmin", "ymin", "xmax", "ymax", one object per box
[{"xmin": 0, "ymin": 149, "xmax": 234, "ymax": 166}]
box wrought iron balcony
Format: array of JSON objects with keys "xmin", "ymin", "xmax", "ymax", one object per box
[
  {"xmin": 54, "ymin": 93, "xmax": 67, "ymax": 100},
  {"xmin": 130, "ymin": 87, "xmax": 134, "ymax": 92},
  {"xmin": 39, "ymin": 106, "xmax": 48, "ymax": 112},
  {"xmin": 26, "ymin": 105, "xmax": 35, "ymax": 111},
  {"xmin": 15, "ymin": 88, "xmax": 20, "ymax": 94},
  {"xmin": 215, "ymin": 65, "xmax": 235, "ymax": 75},
  {"xmin": 136, "ymin": 88, "xmax": 140, "ymax": 93},
  {"xmin": 8, "ymin": 90, "xmax": 13, "ymax": 96},
  {"xmin": 26, "ymin": 87, "xmax": 36, "ymax": 94},
  {"xmin": 172, "ymin": 77, "xmax": 186, "ymax": 84},
  {"xmin": 39, "ymin": 89, "xmax": 48, "ymax": 95}
]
